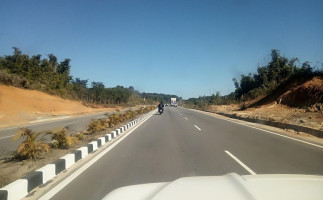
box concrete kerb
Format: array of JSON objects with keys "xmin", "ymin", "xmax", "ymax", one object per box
[
  {"xmin": 0, "ymin": 179, "xmax": 28, "ymax": 200},
  {"xmin": 60, "ymin": 154, "xmax": 75, "ymax": 170},
  {"xmin": 97, "ymin": 137, "xmax": 105, "ymax": 147},
  {"xmin": 0, "ymin": 109, "xmax": 156, "ymax": 200},
  {"xmin": 36, "ymin": 164, "xmax": 56, "ymax": 184},
  {"xmin": 105, "ymin": 134, "xmax": 112, "ymax": 142}
]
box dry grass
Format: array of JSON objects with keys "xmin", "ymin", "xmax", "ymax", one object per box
[
  {"xmin": 86, "ymin": 106, "xmax": 155, "ymax": 135},
  {"xmin": 49, "ymin": 128, "xmax": 79, "ymax": 149},
  {"xmin": 13, "ymin": 106, "xmax": 155, "ymax": 160},
  {"xmin": 14, "ymin": 128, "xmax": 50, "ymax": 160}
]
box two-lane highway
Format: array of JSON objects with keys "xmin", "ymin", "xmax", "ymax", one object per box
[{"xmin": 32, "ymin": 106, "xmax": 323, "ymax": 200}]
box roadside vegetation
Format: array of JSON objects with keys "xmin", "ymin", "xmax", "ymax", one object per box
[
  {"xmin": 185, "ymin": 49, "xmax": 323, "ymax": 109},
  {"xmin": 0, "ymin": 48, "xmax": 180, "ymax": 105},
  {"xmin": 49, "ymin": 128, "xmax": 79, "ymax": 149},
  {"xmin": 11, "ymin": 106, "xmax": 155, "ymax": 161},
  {"xmin": 14, "ymin": 128, "xmax": 50, "ymax": 160}
]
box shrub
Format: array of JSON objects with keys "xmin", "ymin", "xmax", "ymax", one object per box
[
  {"xmin": 50, "ymin": 128, "xmax": 79, "ymax": 149},
  {"xmin": 0, "ymin": 70, "xmax": 30, "ymax": 88},
  {"xmin": 75, "ymin": 132, "xmax": 85, "ymax": 141},
  {"xmin": 14, "ymin": 128, "xmax": 49, "ymax": 160},
  {"xmin": 108, "ymin": 114, "xmax": 122, "ymax": 127},
  {"xmin": 124, "ymin": 110, "xmax": 136, "ymax": 119},
  {"xmin": 87, "ymin": 118, "xmax": 107, "ymax": 134},
  {"xmin": 136, "ymin": 107, "xmax": 145, "ymax": 114}
]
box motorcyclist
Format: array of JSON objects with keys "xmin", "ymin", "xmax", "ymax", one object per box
[{"xmin": 158, "ymin": 102, "xmax": 164, "ymax": 112}]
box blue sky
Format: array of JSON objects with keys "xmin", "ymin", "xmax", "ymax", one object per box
[{"xmin": 1, "ymin": 0, "xmax": 322, "ymax": 99}]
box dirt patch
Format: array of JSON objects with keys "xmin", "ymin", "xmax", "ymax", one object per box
[
  {"xmin": 209, "ymin": 104, "xmax": 323, "ymax": 133},
  {"xmin": 0, "ymin": 85, "xmax": 119, "ymax": 128}
]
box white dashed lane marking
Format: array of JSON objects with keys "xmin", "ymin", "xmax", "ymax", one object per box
[
  {"xmin": 194, "ymin": 125, "xmax": 201, "ymax": 131},
  {"xmin": 225, "ymin": 150, "xmax": 256, "ymax": 175}
]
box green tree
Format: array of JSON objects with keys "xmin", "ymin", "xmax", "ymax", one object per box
[
  {"xmin": 90, "ymin": 82, "xmax": 105, "ymax": 103},
  {"xmin": 72, "ymin": 78, "xmax": 88, "ymax": 100}
]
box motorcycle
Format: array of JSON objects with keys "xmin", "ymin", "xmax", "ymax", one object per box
[{"xmin": 158, "ymin": 108, "xmax": 163, "ymax": 115}]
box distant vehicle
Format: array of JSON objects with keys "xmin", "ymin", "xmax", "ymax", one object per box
[
  {"xmin": 102, "ymin": 173, "xmax": 323, "ymax": 200},
  {"xmin": 158, "ymin": 102, "xmax": 164, "ymax": 114},
  {"xmin": 170, "ymin": 98, "xmax": 176, "ymax": 106},
  {"xmin": 158, "ymin": 108, "xmax": 163, "ymax": 115}
]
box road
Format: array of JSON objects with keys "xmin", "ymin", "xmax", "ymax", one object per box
[
  {"xmin": 32, "ymin": 106, "xmax": 323, "ymax": 200},
  {"xmin": 0, "ymin": 112, "xmax": 111, "ymax": 159}
]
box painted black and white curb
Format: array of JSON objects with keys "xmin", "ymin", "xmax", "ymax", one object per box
[{"xmin": 0, "ymin": 110, "xmax": 156, "ymax": 200}]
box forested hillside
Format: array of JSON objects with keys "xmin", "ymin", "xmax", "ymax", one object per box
[{"xmin": 186, "ymin": 49, "xmax": 322, "ymax": 108}]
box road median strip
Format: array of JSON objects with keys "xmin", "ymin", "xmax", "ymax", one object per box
[{"xmin": 0, "ymin": 110, "xmax": 156, "ymax": 200}]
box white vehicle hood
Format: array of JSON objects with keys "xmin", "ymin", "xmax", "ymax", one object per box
[{"xmin": 102, "ymin": 173, "xmax": 323, "ymax": 200}]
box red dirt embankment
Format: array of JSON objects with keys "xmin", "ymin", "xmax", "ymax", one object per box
[
  {"xmin": 209, "ymin": 76, "xmax": 323, "ymax": 134},
  {"xmin": 279, "ymin": 76, "xmax": 323, "ymax": 108},
  {"xmin": 0, "ymin": 85, "xmax": 114, "ymax": 128}
]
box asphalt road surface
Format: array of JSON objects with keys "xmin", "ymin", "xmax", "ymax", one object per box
[{"xmin": 32, "ymin": 106, "xmax": 323, "ymax": 200}]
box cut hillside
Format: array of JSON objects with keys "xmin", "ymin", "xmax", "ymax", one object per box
[
  {"xmin": 0, "ymin": 85, "xmax": 115, "ymax": 128},
  {"xmin": 279, "ymin": 76, "xmax": 323, "ymax": 108},
  {"xmin": 248, "ymin": 75, "xmax": 323, "ymax": 108},
  {"xmin": 207, "ymin": 75, "xmax": 323, "ymax": 135}
]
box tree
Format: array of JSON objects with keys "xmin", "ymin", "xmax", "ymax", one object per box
[
  {"xmin": 254, "ymin": 66, "xmax": 268, "ymax": 87},
  {"xmin": 301, "ymin": 61, "xmax": 312, "ymax": 74},
  {"xmin": 72, "ymin": 78, "xmax": 88, "ymax": 100},
  {"xmin": 90, "ymin": 82, "xmax": 105, "ymax": 103},
  {"xmin": 231, "ymin": 49, "xmax": 315, "ymax": 101},
  {"xmin": 232, "ymin": 78, "xmax": 239, "ymax": 89},
  {"xmin": 0, "ymin": 47, "xmax": 181, "ymax": 105}
]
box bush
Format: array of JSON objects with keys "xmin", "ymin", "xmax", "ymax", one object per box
[
  {"xmin": 108, "ymin": 114, "xmax": 121, "ymax": 127},
  {"xmin": 87, "ymin": 119, "xmax": 108, "ymax": 134},
  {"xmin": 86, "ymin": 106, "xmax": 155, "ymax": 135},
  {"xmin": 0, "ymin": 70, "xmax": 30, "ymax": 88},
  {"xmin": 14, "ymin": 128, "xmax": 49, "ymax": 160},
  {"xmin": 124, "ymin": 110, "xmax": 136, "ymax": 120},
  {"xmin": 75, "ymin": 132, "xmax": 85, "ymax": 141},
  {"xmin": 50, "ymin": 128, "xmax": 79, "ymax": 149}
]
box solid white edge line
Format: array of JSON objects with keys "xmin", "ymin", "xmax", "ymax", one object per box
[
  {"xmin": 38, "ymin": 113, "xmax": 154, "ymax": 200},
  {"xmin": 189, "ymin": 109, "xmax": 323, "ymax": 149},
  {"xmin": 220, "ymin": 115, "xmax": 323, "ymax": 149},
  {"xmin": 0, "ymin": 135, "xmax": 14, "ymax": 140},
  {"xmin": 225, "ymin": 150, "xmax": 256, "ymax": 175},
  {"xmin": 194, "ymin": 125, "xmax": 201, "ymax": 131}
]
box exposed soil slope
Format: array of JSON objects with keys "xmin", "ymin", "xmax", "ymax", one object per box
[
  {"xmin": 280, "ymin": 76, "xmax": 323, "ymax": 108},
  {"xmin": 208, "ymin": 76, "xmax": 323, "ymax": 134},
  {"xmin": 0, "ymin": 85, "xmax": 113, "ymax": 128},
  {"xmin": 248, "ymin": 75, "xmax": 323, "ymax": 108}
]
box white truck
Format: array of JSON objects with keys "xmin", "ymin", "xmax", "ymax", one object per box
[{"xmin": 170, "ymin": 98, "xmax": 177, "ymax": 107}]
